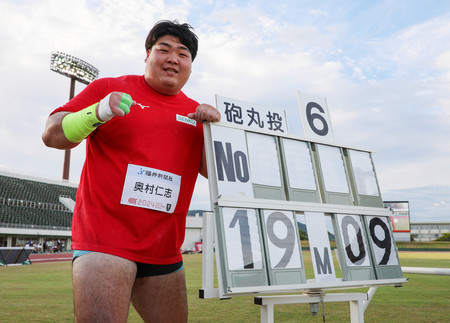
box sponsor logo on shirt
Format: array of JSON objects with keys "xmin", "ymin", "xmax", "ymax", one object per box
[
  {"xmin": 135, "ymin": 102, "xmax": 150, "ymax": 109},
  {"xmin": 176, "ymin": 114, "xmax": 196, "ymax": 126}
]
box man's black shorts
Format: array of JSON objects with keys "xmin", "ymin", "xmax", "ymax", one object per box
[{"xmin": 72, "ymin": 250, "xmax": 183, "ymax": 278}]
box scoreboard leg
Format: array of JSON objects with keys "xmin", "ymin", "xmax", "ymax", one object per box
[
  {"xmin": 363, "ymin": 286, "xmax": 378, "ymax": 312},
  {"xmin": 255, "ymin": 293, "xmax": 368, "ymax": 322},
  {"xmin": 260, "ymin": 304, "xmax": 274, "ymax": 323},
  {"xmin": 350, "ymin": 299, "xmax": 364, "ymax": 323},
  {"xmin": 200, "ymin": 212, "xmax": 220, "ymax": 299}
]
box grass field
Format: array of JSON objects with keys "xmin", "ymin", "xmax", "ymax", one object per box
[{"xmin": 1, "ymin": 250, "xmax": 449, "ymax": 322}]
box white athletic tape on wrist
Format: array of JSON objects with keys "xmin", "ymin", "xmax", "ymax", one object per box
[{"xmin": 97, "ymin": 93, "xmax": 114, "ymax": 122}]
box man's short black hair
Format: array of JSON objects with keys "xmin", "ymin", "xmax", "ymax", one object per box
[{"xmin": 145, "ymin": 20, "xmax": 199, "ymax": 61}]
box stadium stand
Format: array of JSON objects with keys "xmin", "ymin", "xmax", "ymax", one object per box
[{"xmin": 0, "ymin": 171, "xmax": 77, "ymax": 250}]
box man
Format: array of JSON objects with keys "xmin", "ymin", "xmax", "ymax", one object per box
[{"xmin": 42, "ymin": 20, "xmax": 220, "ymax": 322}]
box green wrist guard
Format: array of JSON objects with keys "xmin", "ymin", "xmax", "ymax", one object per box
[{"xmin": 62, "ymin": 103, "xmax": 104, "ymax": 143}]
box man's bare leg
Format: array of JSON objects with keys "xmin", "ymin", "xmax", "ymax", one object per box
[
  {"xmin": 131, "ymin": 269, "xmax": 188, "ymax": 323},
  {"xmin": 72, "ymin": 252, "xmax": 137, "ymax": 323}
]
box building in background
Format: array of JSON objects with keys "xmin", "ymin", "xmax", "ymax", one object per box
[
  {"xmin": 183, "ymin": 210, "xmax": 208, "ymax": 253},
  {"xmin": 383, "ymin": 201, "xmax": 411, "ymax": 241},
  {"xmin": 410, "ymin": 222, "xmax": 450, "ymax": 241}
]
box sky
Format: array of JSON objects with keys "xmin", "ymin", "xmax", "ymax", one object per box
[{"xmin": 0, "ymin": 0, "xmax": 449, "ymax": 223}]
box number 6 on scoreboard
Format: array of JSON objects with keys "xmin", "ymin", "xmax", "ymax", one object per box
[{"xmin": 297, "ymin": 91, "xmax": 335, "ymax": 142}]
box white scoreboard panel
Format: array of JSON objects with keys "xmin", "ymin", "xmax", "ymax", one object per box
[
  {"xmin": 280, "ymin": 138, "xmax": 321, "ymax": 203},
  {"xmin": 246, "ymin": 132, "xmax": 286, "ymax": 200},
  {"xmin": 363, "ymin": 215, "xmax": 402, "ymax": 279},
  {"xmin": 333, "ymin": 213, "xmax": 402, "ymax": 280},
  {"xmin": 345, "ymin": 149, "xmax": 384, "ymax": 208},
  {"xmin": 332, "ymin": 214, "xmax": 376, "ymax": 281},
  {"xmin": 206, "ymin": 122, "xmax": 384, "ymax": 209},
  {"xmin": 203, "ymin": 95, "xmax": 404, "ymax": 298},
  {"xmin": 209, "ymin": 124, "xmax": 286, "ymax": 202},
  {"xmin": 215, "ymin": 207, "xmax": 306, "ymax": 295},
  {"xmin": 260, "ymin": 209, "xmax": 306, "ymax": 285},
  {"xmin": 313, "ymin": 144, "xmax": 353, "ymax": 205},
  {"xmin": 297, "ymin": 92, "xmax": 335, "ymax": 142},
  {"xmin": 215, "ymin": 207, "xmax": 268, "ymax": 292},
  {"xmin": 304, "ymin": 212, "xmax": 336, "ymax": 283}
]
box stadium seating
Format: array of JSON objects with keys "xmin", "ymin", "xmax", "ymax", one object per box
[{"xmin": 0, "ymin": 173, "xmax": 77, "ymax": 230}]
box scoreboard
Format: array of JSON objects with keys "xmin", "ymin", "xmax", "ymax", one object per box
[{"xmin": 202, "ymin": 94, "xmax": 406, "ymax": 298}]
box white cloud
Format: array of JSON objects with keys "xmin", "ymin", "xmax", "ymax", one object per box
[
  {"xmin": 434, "ymin": 50, "xmax": 450, "ymax": 70},
  {"xmin": 383, "ymin": 185, "xmax": 450, "ymax": 222}
]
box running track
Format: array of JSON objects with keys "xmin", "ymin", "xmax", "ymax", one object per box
[{"xmin": 29, "ymin": 252, "xmax": 73, "ymax": 263}]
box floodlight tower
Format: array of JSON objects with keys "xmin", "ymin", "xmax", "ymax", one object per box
[{"xmin": 50, "ymin": 51, "xmax": 99, "ymax": 181}]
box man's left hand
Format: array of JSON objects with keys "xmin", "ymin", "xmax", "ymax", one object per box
[{"xmin": 187, "ymin": 104, "xmax": 221, "ymax": 123}]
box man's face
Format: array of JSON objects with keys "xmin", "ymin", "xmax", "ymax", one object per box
[{"xmin": 144, "ymin": 35, "xmax": 192, "ymax": 96}]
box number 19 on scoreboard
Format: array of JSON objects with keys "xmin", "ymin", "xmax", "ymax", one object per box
[{"xmin": 215, "ymin": 207, "xmax": 307, "ymax": 293}]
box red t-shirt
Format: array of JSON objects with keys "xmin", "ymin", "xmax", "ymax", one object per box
[{"xmin": 52, "ymin": 75, "xmax": 203, "ymax": 264}]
